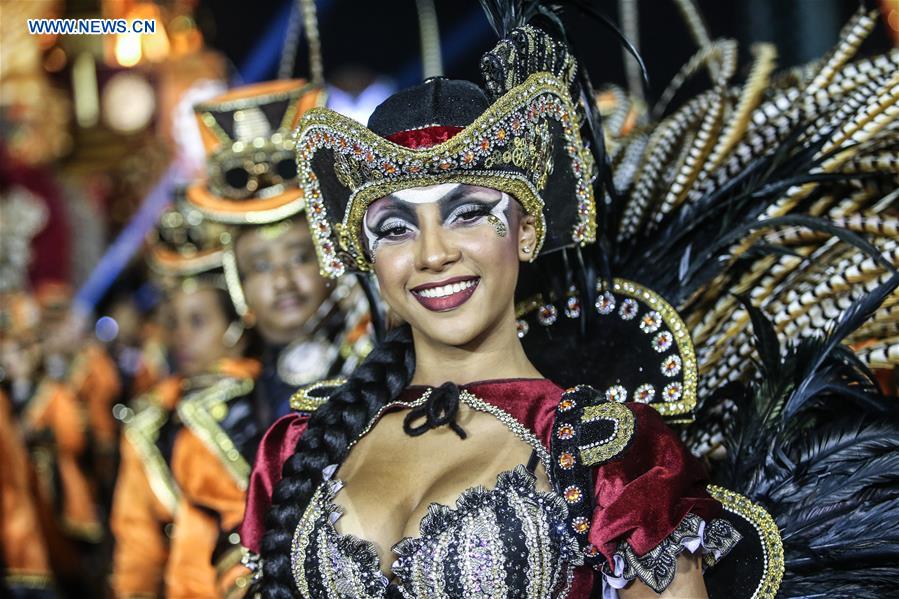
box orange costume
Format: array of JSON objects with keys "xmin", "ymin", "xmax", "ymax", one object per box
[
  {"xmin": 0, "ymin": 390, "xmax": 54, "ymax": 596},
  {"xmin": 110, "ymin": 358, "xmax": 260, "ymax": 599},
  {"xmin": 109, "ymin": 376, "xmax": 182, "ymax": 599},
  {"xmin": 68, "ymin": 341, "xmax": 123, "ymax": 469},
  {"xmin": 165, "ymin": 358, "xmax": 262, "ymax": 599},
  {"xmin": 22, "ymin": 377, "xmax": 102, "ymax": 544}
]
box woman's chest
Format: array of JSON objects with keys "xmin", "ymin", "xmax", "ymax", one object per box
[
  {"xmin": 295, "ymin": 459, "xmax": 580, "ymax": 599},
  {"xmin": 333, "ymin": 407, "xmax": 551, "ymax": 552}
]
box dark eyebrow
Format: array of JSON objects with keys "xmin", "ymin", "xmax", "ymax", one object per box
[{"xmin": 438, "ymin": 187, "xmax": 501, "ymax": 220}]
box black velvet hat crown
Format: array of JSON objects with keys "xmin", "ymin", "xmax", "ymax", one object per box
[
  {"xmin": 367, "ymin": 78, "xmax": 491, "ymax": 137},
  {"xmin": 294, "ymin": 26, "xmax": 597, "ymax": 278}
]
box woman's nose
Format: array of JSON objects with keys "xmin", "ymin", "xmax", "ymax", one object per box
[{"xmin": 415, "ymin": 224, "xmax": 460, "ymax": 272}]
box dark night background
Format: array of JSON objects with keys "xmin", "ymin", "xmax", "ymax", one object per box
[{"xmin": 194, "ymin": 0, "xmax": 887, "ymax": 105}]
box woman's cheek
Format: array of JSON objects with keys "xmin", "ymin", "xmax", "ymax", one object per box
[
  {"xmin": 373, "ymin": 246, "xmax": 413, "ymax": 298},
  {"xmin": 457, "ymin": 225, "xmax": 516, "ymax": 260}
]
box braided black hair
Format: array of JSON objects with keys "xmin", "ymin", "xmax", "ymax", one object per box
[{"xmin": 257, "ymin": 324, "xmax": 416, "ymax": 597}]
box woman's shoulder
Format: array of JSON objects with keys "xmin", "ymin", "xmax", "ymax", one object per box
[
  {"xmin": 549, "ymin": 385, "xmax": 720, "ymax": 558},
  {"xmin": 239, "ymin": 379, "xmax": 344, "ymax": 553}
]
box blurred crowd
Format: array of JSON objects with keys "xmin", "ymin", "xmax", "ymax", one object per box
[
  {"xmin": 1, "ymin": 79, "xmax": 375, "ymax": 597},
  {"xmin": 0, "ymin": 2, "xmax": 381, "ymax": 597}
]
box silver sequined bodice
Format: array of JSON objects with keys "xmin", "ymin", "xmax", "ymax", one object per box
[{"xmin": 290, "ymin": 464, "xmax": 583, "ymax": 598}]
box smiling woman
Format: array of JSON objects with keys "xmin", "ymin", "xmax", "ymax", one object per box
[
  {"xmin": 365, "ymin": 184, "xmax": 534, "ymax": 354},
  {"xmin": 234, "ymin": 18, "xmax": 764, "ymax": 599}
]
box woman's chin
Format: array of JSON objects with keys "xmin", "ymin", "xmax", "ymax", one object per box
[{"xmin": 411, "ymin": 313, "xmax": 495, "ymax": 349}]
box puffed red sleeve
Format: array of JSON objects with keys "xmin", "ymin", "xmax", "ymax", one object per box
[
  {"xmin": 589, "ymin": 402, "xmax": 722, "ymax": 560},
  {"xmin": 239, "ymin": 413, "xmax": 310, "ymax": 553}
]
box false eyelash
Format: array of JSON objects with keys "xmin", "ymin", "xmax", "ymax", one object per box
[
  {"xmin": 449, "ymin": 203, "xmax": 494, "ymax": 222},
  {"xmin": 373, "ymin": 217, "xmax": 413, "ymax": 239}
]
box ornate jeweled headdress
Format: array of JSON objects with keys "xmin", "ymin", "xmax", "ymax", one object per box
[
  {"xmin": 293, "ymin": 26, "xmax": 597, "ymax": 278},
  {"xmin": 147, "ymin": 193, "xmax": 231, "ymax": 294},
  {"xmin": 187, "ymin": 79, "xmax": 326, "ymax": 225},
  {"xmin": 184, "ymin": 79, "xmax": 328, "ymax": 318}
]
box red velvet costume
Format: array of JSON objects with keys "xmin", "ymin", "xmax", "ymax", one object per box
[{"xmin": 240, "ymin": 379, "xmax": 723, "ymax": 596}]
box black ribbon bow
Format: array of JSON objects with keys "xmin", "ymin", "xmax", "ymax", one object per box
[{"xmin": 403, "ymin": 381, "xmax": 468, "ymax": 440}]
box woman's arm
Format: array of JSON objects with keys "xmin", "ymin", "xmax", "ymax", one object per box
[{"xmin": 619, "ymin": 554, "xmax": 707, "ymax": 599}]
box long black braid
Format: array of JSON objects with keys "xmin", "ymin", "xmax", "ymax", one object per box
[{"xmin": 257, "ymin": 324, "xmax": 416, "ymax": 598}]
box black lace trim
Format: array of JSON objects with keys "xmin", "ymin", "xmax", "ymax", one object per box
[{"xmin": 601, "ymin": 513, "xmax": 741, "ymax": 593}]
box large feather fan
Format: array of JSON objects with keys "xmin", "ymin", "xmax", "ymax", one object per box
[
  {"xmin": 712, "ymin": 273, "xmax": 899, "ymax": 597},
  {"xmin": 507, "ymin": 2, "xmax": 898, "ymax": 454}
]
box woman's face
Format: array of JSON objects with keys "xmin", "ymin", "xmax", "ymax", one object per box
[
  {"xmin": 365, "ymin": 184, "xmax": 536, "ymax": 347},
  {"xmin": 235, "ymin": 218, "xmax": 331, "ymax": 345},
  {"xmin": 167, "ymin": 287, "xmax": 235, "ymax": 377}
]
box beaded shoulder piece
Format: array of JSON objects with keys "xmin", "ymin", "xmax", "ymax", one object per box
[
  {"xmin": 288, "ymin": 378, "xmax": 346, "ymax": 414},
  {"xmin": 550, "ymin": 384, "xmax": 636, "ymax": 565},
  {"xmin": 549, "ymin": 387, "xmax": 783, "ymax": 598}
]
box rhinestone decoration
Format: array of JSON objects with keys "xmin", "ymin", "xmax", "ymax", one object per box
[
  {"xmin": 571, "ymin": 517, "xmax": 590, "ymax": 534},
  {"xmin": 537, "ymin": 304, "xmax": 559, "ymax": 326},
  {"xmin": 556, "ymin": 423, "xmax": 575, "ymax": 440},
  {"xmin": 639, "ymin": 311, "xmax": 662, "ymax": 334},
  {"xmin": 708, "ymin": 485, "xmax": 785, "ymax": 598},
  {"xmin": 634, "ymin": 384, "xmax": 656, "ymax": 403},
  {"xmin": 663, "ymin": 382, "xmax": 683, "ymax": 402},
  {"xmin": 604, "ymin": 279, "xmax": 699, "ymax": 418},
  {"xmin": 516, "ymin": 319, "xmax": 529, "ymax": 338},
  {"xmin": 558, "ymin": 452, "xmax": 576, "ymax": 470},
  {"xmin": 595, "ymin": 291, "xmax": 616, "ymax": 315},
  {"xmin": 563, "ymin": 486, "xmax": 583, "ymax": 504},
  {"xmin": 294, "ymin": 461, "xmax": 583, "ymax": 598},
  {"xmin": 652, "ymin": 331, "xmax": 674, "ymax": 353},
  {"xmin": 661, "ymin": 355, "xmax": 682, "ymax": 377},
  {"xmin": 618, "ymin": 298, "xmax": 639, "ymax": 320},
  {"xmin": 578, "ymin": 402, "xmax": 636, "ymax": 465},
  {"xmin": 295, "ymin": 73, "xmax": 597, "ymax": 278},
  {"xmin": 604, "ymin": 385, "xmax": 627, "ymax": 403},
  {"xmin": 558, "ymin": 398, "xmax": 576, "ymax": 412},
  {"xmin": 565, "ymin": 291, "xmax": 581, "ymax": 319}
]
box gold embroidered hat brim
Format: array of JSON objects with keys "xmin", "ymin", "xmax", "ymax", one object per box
[
  {"xmin": 294, "ymin": 72, "xmax": 597, "ymax": 278},
  {"xmin": 185, "ymin": 183, "xmax": 305, "ymax": 225},
  {"xmin": 186, "ymin": 80, "xmax": 325, "ymax": 225},
  {"xmin": 147, "ymin": 243, "xmax": 225, "ymax": 277}
]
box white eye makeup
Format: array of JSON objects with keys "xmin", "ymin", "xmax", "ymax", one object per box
[
  {"xmin": 363, "ymin": 185, "xmax": 512, "ymax": 260},
  {"xmin": 393, "ymin": 184, "xmax": 460, "ymax": 204},
  {"xmin": 485, "ymin": 192, "xmax": 512, "ymax": 229},
  {"xmin": 363, "ymin": 207, "xmax": 419, "ymax": 257}
]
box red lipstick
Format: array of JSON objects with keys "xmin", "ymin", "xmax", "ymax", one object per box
[{"xmin": 410, "ymin": 276, "xmax": 480, "ymax": 312}]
